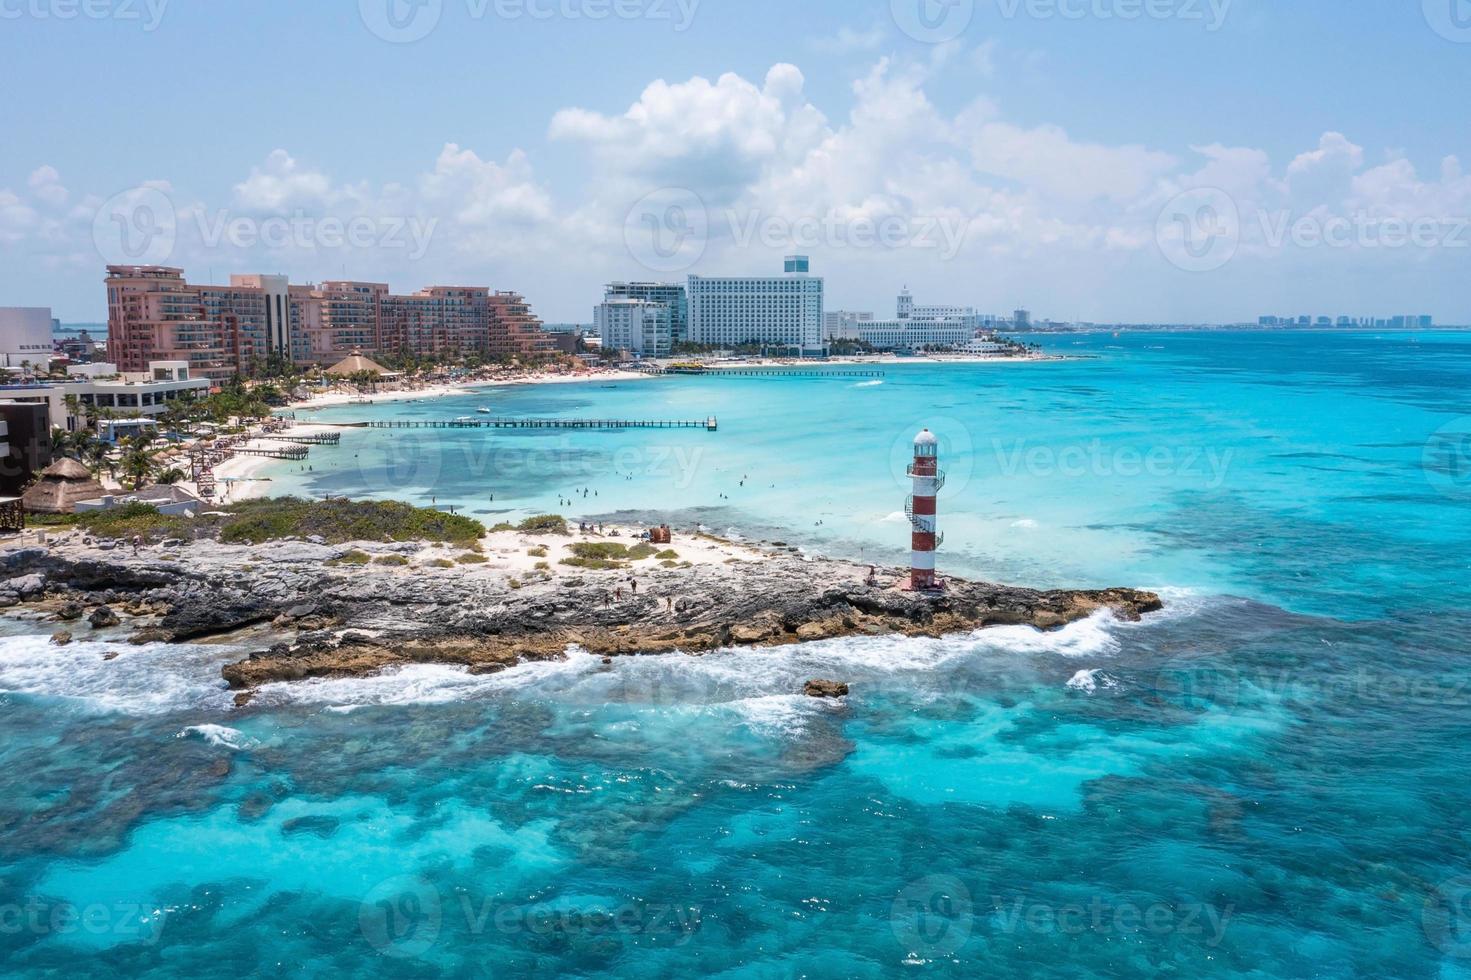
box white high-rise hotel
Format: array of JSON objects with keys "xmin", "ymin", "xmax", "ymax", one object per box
[
  {"xmin": 594, "ymin": 297, "xmax": 673, "ymax": 357},
  {"xmin": 688, "ymin": 256, "xmax": 825, "ymax": 357}
]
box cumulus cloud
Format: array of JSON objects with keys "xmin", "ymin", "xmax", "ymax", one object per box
[{"xmin": 4, "ymin": 58, "xmax": 1470, "ymax": 321}]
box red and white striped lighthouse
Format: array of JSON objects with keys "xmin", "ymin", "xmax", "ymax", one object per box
[{"xmin": 907, "ymin": 428, "xmax": 944, "ymax": 591}]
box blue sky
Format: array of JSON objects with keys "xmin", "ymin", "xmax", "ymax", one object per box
[{"xmin": 2, "ymin": 0, "xmax": 1469, "ymax": 323}]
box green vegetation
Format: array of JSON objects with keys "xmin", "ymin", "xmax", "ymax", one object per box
[
  {"xmin": 58, "ymin": 503, "xmax": 193, "ymax": 543},
  {"xmin": 427, "ymin": 559, "xmax": 455, "ymax": 569},
  {"xmin": 373, "ymin": 555, "xmax": 410, "ymax": 567},
  {"xmin": 218, "ymin": 498, "xmax": 484, "ymax": 548},
  {"xmin": 627, "ymin": 544, "xmax": 657, "ymax": 560},
  {"xmin": 533, "ymin": 561, "xmax": 551, "ymax": 571},
  {"xmin": 527, "ymin": 546, "xmax": 548, "ymax": 558},
  {"xmin": 42, "ymin": 497, "xmax": 492, "ymax": 551},
  {"xmin": 456, "ymin": 552, "xmax": 489, "ymax": 565},
  {"xmin": 327, "ymin": 550, "xmax": 372, "ymax": 567},
  {"xmin": 568, "ymin": 541, "xmax": 630, "ymax": 561},
  {"xmin": 515, "ymin": 514, "xmax": 569, "ymax": 535},
  {"xmin": 655, "ymin": 550, "xmax": 679, "ymax": 560}
]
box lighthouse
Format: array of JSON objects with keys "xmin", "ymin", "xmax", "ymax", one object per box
[{"xmin": 906, "ymin": 429, "xmax": 944, "ymax": 591}]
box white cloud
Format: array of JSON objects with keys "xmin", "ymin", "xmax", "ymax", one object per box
[
  {"xmin": 233, "ymin": 150, "xmax": 339, "ymax": 211},
  {"xmin": 812, "ymin": 24, "xmax": 887, "ymax": 54},
  {"xmin": 4, "ymin": 62, "xmax": 1470, "ymax": 322}
]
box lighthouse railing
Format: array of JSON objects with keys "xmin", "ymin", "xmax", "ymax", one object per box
[{"xmin": 906, "ymin": 464, "xmax": 946, "ymax": 492}]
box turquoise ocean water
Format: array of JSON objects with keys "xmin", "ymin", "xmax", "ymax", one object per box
[{"xmin": 3, "ymin": 331, "xmax": 1471, "ymax": 977}]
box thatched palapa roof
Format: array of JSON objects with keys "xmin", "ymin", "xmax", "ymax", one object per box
[
  {"xmin": 21, "ymin": 458, "xmax": 107, "ymax": 515},
  {"xmin": 325, "ymin": 352, "xmax": 396, "ymax": 378}
]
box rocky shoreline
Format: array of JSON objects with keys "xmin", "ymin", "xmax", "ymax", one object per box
[{"xmin": 1, "ymin": 537, "xmax": 1162, "ymax": 705}]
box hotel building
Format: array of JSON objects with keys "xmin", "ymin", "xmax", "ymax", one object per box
[
  {"xmin": 833, "ymin": 289, "xmax": 998, "ymax": 352},
  {"xmin": 604, "ymin": 282, "xmax": 688, "ymax": 344},
  {"xmin": 687, "ymin": 256, "xmax": 825, "ymax": 357},
  {"xmin": 0, "ymin": 307, "xmax": 57, "ymax": 369},
  {"xmin": 595, "ymin": 298, "xmax": 673, "ymax": 358},
  {"xmin": 105, "ymin": 266, "xmax": 553, "ymax": 379}
]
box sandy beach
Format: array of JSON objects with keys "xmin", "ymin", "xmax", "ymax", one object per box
[{"xmin": 289, "ymin": 369, "xmax": 654, "ymax": 412}]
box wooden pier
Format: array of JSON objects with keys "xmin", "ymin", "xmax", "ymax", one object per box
[
  {"xmin": 232, "ymin": 445, "xmax": 310, "ymax": 460},
  {"xmin": 353, "ymin": 416, "xmax": 719, "ymax": 432},
  {"xmin": 260, "ymin": 432, "xmax": 342, "ymax": 445}
]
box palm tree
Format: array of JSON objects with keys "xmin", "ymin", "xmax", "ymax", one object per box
[{"xmin": 118, "ymin": 433, "xmax": 159, "ymax": 490}]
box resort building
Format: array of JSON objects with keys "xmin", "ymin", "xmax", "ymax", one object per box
[
  {"xmin": 0, "ymin": 307, "xmax": 56, "ymax": 369},
  {"xmin": 0, "ymin": 360, "xmax": 211, "ymax": 432},
  {"xmin": 595, "ymin": 298, "xmax": 673, "ymax": 358},
  {"xmin": 835, "ymin": 290, "xmax": 1001, "ymax": 352},
  {"xmin": 105, "ymin": 266, "xmax": 553, "ymax": 378},
  {"xmin": 824, "ymin": 311, "xmax": 874, "ymax": 341},
  {"xmin": 604, "ymin": 282, "xmax": 688, "ymax": 344},
  {"xmin": 687, "ymin": 256, "xmax": 825, "ymax": 357}
]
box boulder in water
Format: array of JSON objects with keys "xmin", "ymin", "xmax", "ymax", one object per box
[{"xmin": 804, "ymin": 680, "xmax": 850, "ymax": 699}]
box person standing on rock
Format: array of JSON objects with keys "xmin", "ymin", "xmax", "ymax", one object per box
[{"xmin": 630, "ymin": 578, "xmax": 638, "ymax": 597}]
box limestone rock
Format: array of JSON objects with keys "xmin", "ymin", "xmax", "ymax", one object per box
[
  {"xmin": 88, "ymin": 606, "xmax": 121, "ymax": 629},
  {"xmin": 804, "ymin": 680, "xmax": 850, "ymax": 699}
]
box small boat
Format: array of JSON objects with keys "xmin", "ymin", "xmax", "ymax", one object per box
[{"xmin": 476, "ymin": 407, "xmax": 492, "ymax": 414}]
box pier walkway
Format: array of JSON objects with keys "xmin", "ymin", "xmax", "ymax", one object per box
[
  {"xmin": 351, "ymin": 417, "xmax": 719, "ymax": 432},
  {"xmin": 660, "ymin": 368, "xmax": 884, "ymax": 379}
]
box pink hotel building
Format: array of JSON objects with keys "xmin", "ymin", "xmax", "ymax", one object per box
[{"xmin": 105, "ymin": 266, "xmax": 553, "ymax": 380}]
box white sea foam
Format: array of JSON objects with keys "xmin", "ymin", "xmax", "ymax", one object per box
[
  {"xmin": 1011, "ymin": 518, "xmax": 1039, "ymax": 529},
  {"xmin": 0, "ymin": 633, "xmax": 237, "ymax": 715},
  {"xmin": 725, "ymin": 694, "xmax": 824, "ymax": 737},
  {"xmin": 177, "ymin": 724, "xmax": 257, "ymax": 750},
  {"xmin": 880, "ymin": 511, "xmax": 907, "ymax": 523},
  {"xmin": 970, "ymin": 608, "xmax": 1123, "ymax": 659},
  {"xmin": 256, "ymin": 649, "xmax": 603, "ymax": 708},
  {"xmin": 853, "ymin": 380, "xmax": 884, "ymax": 388},
  {"xmin": 1066, "ymin": 668, "xmax": 1118, "ymax": 693}
]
